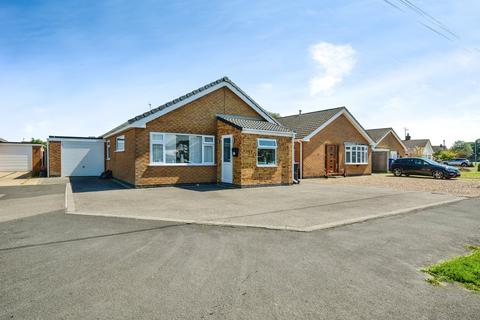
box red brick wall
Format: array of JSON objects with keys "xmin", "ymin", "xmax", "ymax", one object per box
[
  {"xmin": 301, "ymin": 114, "xmax": 372, "ymax": 177},
  {"xmin": 376, "ymin": 132, "xmax": 406, "ymax": 157},
  {"xmin": 105, "ymin": 129, "xmax": 136, "ymax": 185},
  {"xmin": 32, "ymin": 145, "xmax": 43, "ymax": 174},
  {"xmin": 48, "ymin": 141, "xmax": 61, "ymax": 177},
  {"xmin": 216, "ymin": 120, "xmax": 292, "ymax": 186}
]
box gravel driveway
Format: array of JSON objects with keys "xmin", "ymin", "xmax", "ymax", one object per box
[{"xmin": 313, "ymin": 174, "xmax": 480, "ymax": 198}]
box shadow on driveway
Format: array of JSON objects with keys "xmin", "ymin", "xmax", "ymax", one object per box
[{"xmin": 70, "ymin": 177, "xmax": 128, "ymax": 193}]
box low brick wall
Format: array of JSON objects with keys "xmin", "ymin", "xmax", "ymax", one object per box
[{"xmin": 48, "ymin": 141, "xmax": 61, "ymax": 177}]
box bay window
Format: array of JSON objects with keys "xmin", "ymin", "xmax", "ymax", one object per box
[
  {"xmin": 150, "ymin": 132, "xmax": 215, "ymax": 165},
  {"xmin": 345, "ymin": 144, "xmax": 368, "ymax": 164},
  {"xmin": 257, "ymin": 138, "xmax": 277, "ymax": 166}
]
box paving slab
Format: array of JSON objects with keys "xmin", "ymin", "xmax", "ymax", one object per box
[{"xmin": 69, "ymin": 178, "xmax": 464, "ymax": 231}]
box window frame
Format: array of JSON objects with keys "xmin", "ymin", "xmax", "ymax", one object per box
[
  {"xmin": 106, "ymin": 140, "xmax": 111, "ymax": 160},
  {"xmin": 149, "ymin": 132, "xmax": 216, "ymax": 166},
  {"xmin": 345, "ymin": 143, "xmax": 368, "ymax": 165},
  {"xmin": 115, "ymin": 135, "xmax": 125, "ymax": 152},
  {"xmin": 256, "ymin": 138, "xmax": 277, "ymax": 167}
]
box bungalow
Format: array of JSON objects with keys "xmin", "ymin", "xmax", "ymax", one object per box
[
  {"xmin": 48, "ymin": 77, "xmax": 295, "ymax": 187},
  {"xmin": 278, "ymin": 107, "xmax": 375, "ymax": 178},
  {"xmin": 366, "ymin": 128, "xmax": 407, "ymax": 173},
  {"xmin": 402, "ymin": 136, "xmax": 434, "ymax": 159}
]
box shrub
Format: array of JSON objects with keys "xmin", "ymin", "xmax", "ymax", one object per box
[{"xmin": 478, "ymin": 163, "xmax": 480, "ymax": 171}]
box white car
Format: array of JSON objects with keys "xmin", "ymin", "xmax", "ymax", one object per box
[{"xmin": 442, "ymin": 158, "xmax": 471, "ymax": 167}]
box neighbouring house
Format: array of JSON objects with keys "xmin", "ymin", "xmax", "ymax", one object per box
[
  {"xmin": 48, "ymin": 77, "xmax": 295, "ymax": 187},
  {"xmin": 432, "ymin": 144, "xmax": 447, "ymax": 153},
  {"xmin": 402, "ymin": 135, "xmax": 434, "ymax": 159},
  {"xmin": 366, "ymin": 128, "xmax": 407, "ymax": 173},
  {"xmin": 278, "ymin": 107, "xmax": 375, "ymax": 178},
  {"xmin": 0, "ymin": 140, "xmax": 44, "ymax": 173}
]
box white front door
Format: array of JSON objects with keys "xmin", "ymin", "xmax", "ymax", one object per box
[{"xmin": 221, "ymin": 135, "xmax": 233, "ymax": 183}]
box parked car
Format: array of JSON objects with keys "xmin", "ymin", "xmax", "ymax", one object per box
[
  {"xmin": 391, "ymin": 157, "xmax": 461, "ymax": 179},
  {"xmin": 442, "ymin": 158, "xmax": 471, "ymax": 167}
]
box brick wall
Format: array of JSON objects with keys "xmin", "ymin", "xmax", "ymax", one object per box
[
  {"xmin": 32, "ymin": 145, "xmax": 43, "ymax": 174},
  {"xmin": 48, "ymin": 141, "xmax": 61, "ymax": 177},
  {"xmin": 133, "ymin": 87, "xmax": 264, "ymax": 186},
  {"xmin": 302, "ymin": 114, "xmax": 372, "ymax": 177},
  {"xmin": 105, "ymin": 128, "xmax": 136, "ymax": 185},
  {"xmin": 217, "ymin": 120, "xmax": 292, "ymax": 186},
  {"xmin": 376, "ymin": 132, "xmax": 406, "ymax": 157}
]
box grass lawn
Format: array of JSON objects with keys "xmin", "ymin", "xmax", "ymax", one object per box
[
  {"xmin": 423, "ymin": 246, "xmax": 480, "ymax": 292},
  {"xmin": 459, "ymin": 163, "xmax": 480, "ymax": 179}
]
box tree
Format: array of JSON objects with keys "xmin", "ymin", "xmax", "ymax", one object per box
[
  {"xmin": 435, "ymin": 150, "xmax": 457, "ymax": 161},
  {"xmin": 451, "ymin": 140, "xmax": 473, "ymax": 158},
  {"xmin": 30, "ymin": 138, "xmax": 46, "ymax": 146},
  {"xmin": 268, "ymin": 111, "xmax": 281, "ymax": 119}
]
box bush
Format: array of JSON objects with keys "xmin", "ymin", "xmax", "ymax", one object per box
[{"xmin": 478, "ymin": 163, "xmax": 480, "ymax": 171}]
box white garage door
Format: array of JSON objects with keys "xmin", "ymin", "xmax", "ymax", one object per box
[
  {"xmin": 61, "ymin": 140, "xmax": 104, "ymax": 177},
  {"xmin": 0, "ymin": 144, "xmax": 32, "ymax": 171}
]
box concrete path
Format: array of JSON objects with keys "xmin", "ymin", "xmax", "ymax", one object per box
[
  {"xmin": 1, "ymin": 199, "xmax": 479, "ymax": 319},
  {"xmin": 69, "ymin": 178, "xmax": 464, "ymax": 231}
]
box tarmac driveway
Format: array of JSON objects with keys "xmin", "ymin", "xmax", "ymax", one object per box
[{"xmin": 69, "ymin": 178, "xmax": 464, "ymax": 231}]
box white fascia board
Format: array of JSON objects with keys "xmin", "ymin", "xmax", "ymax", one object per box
[
  {"xmin": 104, "ymin": 82, "xmax": 278, "ymax": 139},
  {"xmin": 376, "ymin": 130, "xmax": 408, "ymax": 152},
  {"xmin": 302, "ymin": 109, "xmax": 375, "ymax": 145},
  {"xmin": 373, "ymin": 148, "xmax": 390, "ymax": 152},
  {"xmin": 242, "ymin": 128, "xmax": 295, "ymax": 137}
]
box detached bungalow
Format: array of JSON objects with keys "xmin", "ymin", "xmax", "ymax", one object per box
[
  {"xmin": 278, "ymin": 107, "xmax": 375, "ymax": 178},
  {"xmin": 48, "ymin": 77, "xmax": 295, "ymax": 187},
  {"xmin": 402, "ymin": 137, "xmax": 434, "ymax": 159},
  {"xmin": 366, "ymin": 128, "xmax": 407, "ymax": 173}
]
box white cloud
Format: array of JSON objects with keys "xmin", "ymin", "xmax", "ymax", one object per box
[{"xmin": 309, "ymin": 42, "xmax": 356, "ymax": 95}]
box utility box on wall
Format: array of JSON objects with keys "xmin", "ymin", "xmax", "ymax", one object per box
[{"xmin": 232, "ymin": 147, "xmax": 239, "ymax": 157}]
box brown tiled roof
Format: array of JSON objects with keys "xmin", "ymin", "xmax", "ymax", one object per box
[
  {"xmin": 277, "ymin": 107, "xmax": 345, "ymax": 139},
  {"xmin": 217, "ymin": 114, "xmax": 293, "ymax": 134},
  {"xmin": 366, "ymin": 128, "xmax": 392, "ymax": 143}
]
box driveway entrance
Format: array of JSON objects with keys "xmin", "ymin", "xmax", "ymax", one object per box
[{"xmin": 68, "ymin": 178, "xmax": 463, "ymax": 231}]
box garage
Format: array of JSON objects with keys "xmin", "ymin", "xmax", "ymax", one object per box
[
  {"xmin": 48, "ymin": 137, "xmax": 104, "ymax": 177},
  {"xmin": 0, "ymin": 143, "xmax": 38, "ymax": 172}
]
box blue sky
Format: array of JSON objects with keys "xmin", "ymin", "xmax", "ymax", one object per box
[{"xmin": 1, "ymin": 0, "xmax": 479, "ymax": 145}]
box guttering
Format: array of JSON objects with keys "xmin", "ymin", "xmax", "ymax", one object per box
[{"xmin": 241, "ymin": 128, "xmax": 296, "ymax": 138}]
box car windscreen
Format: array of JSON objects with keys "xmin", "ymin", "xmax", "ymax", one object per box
[{"xmin": 423, "ymin": 158, "xmax": 441, "ymax": 165}]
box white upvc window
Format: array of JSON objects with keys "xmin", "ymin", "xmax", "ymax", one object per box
[
  {"xmin": 257, "ymin": 138, "xmax": 277, "ymax": 167},
  {"xmin": 345, "ymin": 144, "xmax": 368, "ymax": 164},
  {"xmin": 116, "ymin": 135, "xmax": 125, "ymax": 152},
  {"xmin": 106, "ymin": 140, "xmax": 111, "ymax": 160},
  {"xmin": 149, "ymin": 132, "xmax": 215, "ymax": 166}
]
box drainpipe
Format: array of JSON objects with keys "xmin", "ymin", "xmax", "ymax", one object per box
[
  {"xmin": 46, "ymin": 139, "xmax": 50, "ymax": 178},
  {"xmin": 299, "ymin": 140, "xmax": 303, "ymax": 179},
  {"xmin": 291, "ymin": 135, "xmax": 295, "ymax": 183}
]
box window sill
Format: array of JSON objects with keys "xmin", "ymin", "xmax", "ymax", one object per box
[
  {"xmin": 115, "ymin": 150, "xmax": 124, "ymax": 153},
  {"xmin": 257, "ymin": 165, "xmax": 277, "ymax": 168},
  {"xmin": 148, "ymin": 163, "xmax": 216, "ymax": 167}
]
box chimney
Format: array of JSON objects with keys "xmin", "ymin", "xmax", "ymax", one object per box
[
  {"xmin": 298, "ymin": 109, "xmax": 302, "ymax": 115},
  {"xmin": 405, "ymin": 133, "xmax": 411, "ymax": 141},
  {"xmin": 443, "ymin": 140, "xmax": 446, "ymax": 149}
]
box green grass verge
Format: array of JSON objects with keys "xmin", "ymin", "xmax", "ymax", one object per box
[{"xmin": 423, "ymin": 246, "xmax": 480, "ymax": 292}]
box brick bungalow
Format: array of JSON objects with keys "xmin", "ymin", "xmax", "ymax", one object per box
[
  {"xmin": 402, "ymin": 137, "xmax": 434, "ymax": 159},
  {"xmin": 366, "ymin": 128, "xmax": 407, "ymax": 173},
  {"xmin": 48, "ymin": 77, "xmax": 295, "ymax": 187},
  {"xmin": 278, "ymin": 107, "xmax": 375, "ymax": 178}
]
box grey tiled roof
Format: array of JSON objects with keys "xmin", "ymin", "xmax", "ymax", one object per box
[
  {"xmin": 402, "ymin": 139, "xmax": 430, "ymax": 149},
  {"xmin": 366, "ymin": 128, "xmax": 392, "ymax": 143},
  {"xmin": 103, "ymin": 77, "xmax": 277, "ymax": 137},
  {"xmin": 277, "ymin": 107, "xmax": 345, "ymax": 139},
  {"xmin": 217, "ymin": 114, "xmax": 293, "ymax": 133}
]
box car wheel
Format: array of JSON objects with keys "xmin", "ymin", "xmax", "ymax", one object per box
[
  {"xmin": 461, "ymin": 163, "xmax": 467, "ymax": 167},
  {"xmin": 393, "ymin": 168, "xmax": 402, "ymax": 177},
  {"xmin": 432, "ymin": 170, "xmax": 444, "ymax": 179}
]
